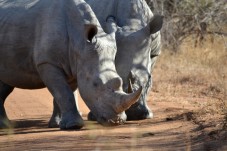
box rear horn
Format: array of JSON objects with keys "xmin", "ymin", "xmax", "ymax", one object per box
[{"xmin": 127, "ymin": 79, "xmax": 133, "ymax": 93}]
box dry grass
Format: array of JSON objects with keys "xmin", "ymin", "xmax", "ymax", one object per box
[{"xmin": 152, "ymin": 34, "xmax": 227, "ymax": 130}]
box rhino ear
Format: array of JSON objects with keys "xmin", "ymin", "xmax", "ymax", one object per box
[
  {"xmin": 84, "ymin": 24, "xmax": 98, "ymax": 42},
  {"xmin": 149, "ymin": 15, "xmax": 164, "ymax": 34}
]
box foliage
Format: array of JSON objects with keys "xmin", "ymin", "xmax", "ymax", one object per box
[
  {"xmin": 146, "ymin": 0, "xmax": 227, "ymax": 51},
  {"xmin": 146, "ymin": 0, "xmax": 227, "ymax": 130}
]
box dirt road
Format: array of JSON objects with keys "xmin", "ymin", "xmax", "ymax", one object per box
[{"xmin": 0, "ymin": 86, "xmax": 226, "ymax": 151}]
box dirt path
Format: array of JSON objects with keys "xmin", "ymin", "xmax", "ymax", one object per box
[{"xmin": 0, "ymin": 87, "xmax": 226, "ymax": 151}]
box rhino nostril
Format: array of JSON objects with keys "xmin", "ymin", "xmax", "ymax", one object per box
[{"xmin": 93, "ymin": 82, "xmax": 98, "ymax": 88}]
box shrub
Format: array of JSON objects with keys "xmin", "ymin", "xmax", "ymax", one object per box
[{"xmin": 146, "ymin": 0, "xmax": 227, "ymax": 51}]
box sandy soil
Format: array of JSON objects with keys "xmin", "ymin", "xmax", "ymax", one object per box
[{"xmin": 0, "ymin": 85, "xmax": 226, "ymax": 151}]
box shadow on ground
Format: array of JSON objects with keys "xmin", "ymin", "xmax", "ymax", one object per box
[{"xmin": 0, "ymin": 113, "xmax": 226, "ymax": 151}]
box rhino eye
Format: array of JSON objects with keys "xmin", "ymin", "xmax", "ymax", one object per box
[
  {"xmin": 148, "ymin": 75, "xmax": 151, "ymax": 80},
  {"xmin": 93, "ymin": 82, "xmax": 99, "ymax": 88},
  {"xmin": 93, "ymin": 78, "xmax": 103, "ymax": 88}
]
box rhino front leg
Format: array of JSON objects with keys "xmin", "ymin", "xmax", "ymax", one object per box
[
  {"xmin": 38, "ymin": 64, "xmax": 84, "ymax": 130},
  {"xmin": 48, "ymin": 99, "xmax": 61, "ymax": 128},
  {"xmin": 48, "ymin": 90, "xmax": 82, "ymax": 128},
  {"xmin": 0, "ymin": 81, "xmax": 14, "ymax": 129}
]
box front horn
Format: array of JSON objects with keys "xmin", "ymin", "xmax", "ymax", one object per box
[{"xmin": 114, "ymin": 86, "xmax": 142, "ymax": 113}]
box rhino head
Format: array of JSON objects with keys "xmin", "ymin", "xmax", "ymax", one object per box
[
  {"xmin": 105, "ymin": 14, "xmax": 163, "ymax": 120},
  {"xmin": 74, "ymin": 16, "xmax": 142, "ymax": 126},
  {"xmin": 45, "ymin": 1, "xmax": 143, "ymax": 128}
]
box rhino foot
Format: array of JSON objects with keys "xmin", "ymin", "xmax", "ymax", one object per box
[
  {"xmin": 59, "ymin": 111, "xmax": 84, "ymax": 130},
  {"xmin": 87, "ymin": 111, "xmax": 97, "ymax": 121},
  {"xmin": 126, "ymin": 106, "xmax": 154, "ymax": 121},
  {"xmin": 60, "ymin": 120, "xmax": 84, "ymax": 130},
  {"xmin": 48, "ymin": 115, "xmax": 61, "ymax": 128}
]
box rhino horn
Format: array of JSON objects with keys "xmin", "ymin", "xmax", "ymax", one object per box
[
  {"xmin": 114, "ymin": 86, "xmax": 142, "ymax": 113},
  {"xmin": 127, "ymin": 79, "xmax": 133, "ymax": 93},
  {"xmin": 147, "ymin": 15, "xmax": 164, "ymax": 34},
  {"xmin": 128, "ymin": 71, "xmax": 136, "ymax": 82},
  {"xmin": 127, "ymin": 71, "xmax": 136, "ymax": 93}
]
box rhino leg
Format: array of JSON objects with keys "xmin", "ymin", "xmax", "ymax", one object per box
[
  {"xmin": 87, "ymin": 111, "xmax": 97, "ymax": 121},
  {"xmin": 38, "ymin": 64, "xmax": 84, "ymax": 130},
  {"xmin": 0, "ymin": 81, "xmax": 14, "ymax": 129},
  {"xmin": 48, "ymin": 89, "xmax": 82, "ymax": 128},
  {"xmin": 48, "ymin": 99, "xmax": 61, "ymax": 128}
]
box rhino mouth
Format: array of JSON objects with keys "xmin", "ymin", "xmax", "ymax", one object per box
[
  {"xmin": 86, "ymin": 85, "xmax": 142, "ymax": 126},
  {"xmin": 98, "ymin": 116, "xmax": 125, "ymax": 126},
  {"xmin": 87, "ymin": 111, "xmax": 127, "ymax": 126}
]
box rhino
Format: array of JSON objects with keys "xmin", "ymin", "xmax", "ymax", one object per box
[
  {"xmin": 49, "ymin": 0, "xmax": 163, "ymax": 125},
  {"xmin": 0, "ymin": 0, "xmax": 142, "ymax": 130},
  {"xmin": 84, "ymin": 0, "xmax": 163, "ymax": 121}
]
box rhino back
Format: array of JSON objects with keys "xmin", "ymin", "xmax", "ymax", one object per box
[
  {"xmin": 86, "ymin": 0, "xmax": 153, "ymax": 28},
  {"xmin": 0, "ymin": 0, "xmax": 70, "ymax": 88}
]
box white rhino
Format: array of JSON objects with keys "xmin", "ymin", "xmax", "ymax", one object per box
[
  {"xmin": 0, "ymin": 0, "xmax": 142, "ymax": 130},
  {"xmin": 85, "ymin": 0, "xmax": 163, "ymax": 121},
  {"xmin": 50, "ymin": 0, "xmax": 163, "ymax": 125}
]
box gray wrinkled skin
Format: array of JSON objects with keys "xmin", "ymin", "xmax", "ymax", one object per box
[
  {"xmin": 51, "ymin": 0, "xmax": 163, "ymax": 126},
  {"xmin": 51, "ymin": 0, "xmax": 163, "ymax": 123},
  {"xmin": 85, "ymin": 0, "xmax": 163, "ymax": 120},
  {"xmin": 0, "ymin": 0, "xmax": 142, "ymax": 130}
]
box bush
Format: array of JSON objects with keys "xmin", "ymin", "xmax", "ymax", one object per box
[{"xmin": 146, "ymin": 0, "xmax": 227, "ymax": 51}]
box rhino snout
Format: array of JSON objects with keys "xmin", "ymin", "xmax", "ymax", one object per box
[{"xmin": 97, "ymin": 112, "xmax": 127, "ymax": 126}]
